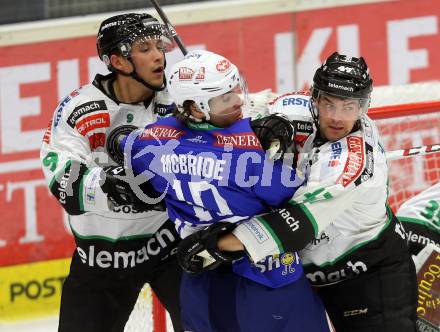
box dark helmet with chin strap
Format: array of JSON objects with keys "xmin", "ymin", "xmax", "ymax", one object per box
[
  {"xmin": 96, "ymin": 13, "xmax": 173, "ymax": 91},
  {"xmin": 310, "ymin": 52, "xmax": 373, "ymax": 123}
]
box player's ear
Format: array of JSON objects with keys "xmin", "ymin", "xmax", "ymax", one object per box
[
  {"xmin": 110, "ymin": 54, "xmax": 131, "ymax": 73},
  {"xmin": 190, "ymin": 103, "xmax": 205, "ymax": 120}
]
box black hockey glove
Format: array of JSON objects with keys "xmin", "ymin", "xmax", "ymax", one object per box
[
  {"xmin": 250, "ymin": 113, "xmax": 295, "ymax": 159},
  {"xmin": 177, "ymin": 222, "xmax": 245, "ymax": 274},
  {"xmin": 101, "ymin": 166, "xmax": 165, "ymax": 212}
]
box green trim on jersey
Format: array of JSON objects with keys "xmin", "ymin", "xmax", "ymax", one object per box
[
  {"xmin": 399, "ymin": 216, "xmax": 440, "ymax": 233},
  {"xmin": 49, "ymin": 160, "xmax": 72, "ymax": 189},
  {"xmin": 78, "ymin": 168, "xmax": 90, "ymax": 212},
  {"xmin": 256, "ymin": 216, "xmax": 285, "ymax": 253},
  {"xmin": 303, "ymin": 204, "xmax": 394, "ymax": 268},
  {"xmin": 70, "ymin": 227, "xmax": 155, "ymax": 243},
  {"xmin": 289, "ymin": 200, "xmax": 319, "ymax": 238}
]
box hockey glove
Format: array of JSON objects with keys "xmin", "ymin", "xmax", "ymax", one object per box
[
  {"xmin": 177, "ymin": 222, "xmax": 245, "ymax": 274},
  {"xmin": 251, "ymin": 113, "xmax": 295, "ymax": 160},
  {"xmin": 101, "ymin": 166, "xmax": 165, "ymax": 212}
]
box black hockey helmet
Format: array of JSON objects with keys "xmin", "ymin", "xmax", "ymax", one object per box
[
  {"xmin": 96, "ymin": 13, "xmax": 173, "ymax": 70},
  {"xmin": 312, "ymin": 52, "xmax": 373, "ymax": 99},
  {"xmin": 310, "ymin": 52, "xmax": 373, "ymax": 122}
]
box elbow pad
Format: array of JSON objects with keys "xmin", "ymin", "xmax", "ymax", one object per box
[{"xmin": 233, "ymin": 202, "xmax": 316, "ymax": 262}]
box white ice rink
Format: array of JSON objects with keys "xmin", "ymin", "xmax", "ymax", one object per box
[{"xmin": 0, "ymin": 316, "xmax": 58, "ymax": 332}]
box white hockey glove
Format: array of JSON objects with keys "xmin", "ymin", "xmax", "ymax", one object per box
[{"xmin": 243, "ymin": 89, "xmax": 277, "ymax": 119}]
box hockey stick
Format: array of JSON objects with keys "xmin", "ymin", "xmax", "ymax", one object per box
[
  {"xmin": 269, "ymin": 143, "xmax": 440, "ymax": 162},
  {"xmin": 149, "ymin": 0, "xmax": 188, "ymax": 55},
  {"xmin": 385, "ymin": 143, "xmax": 440, "ymax": 160}
]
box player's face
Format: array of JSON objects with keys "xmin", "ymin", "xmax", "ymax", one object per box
[
  {"xmin": 208, "ymin": 88, "xmax": 244, "ymax": 127},
  {"xmin": 317, "ymin": 94, "xmax": 361, "ymax": 141},
  {"xmin": 129, "ymin": 38, "xmax": 166, "ymax": 88}
]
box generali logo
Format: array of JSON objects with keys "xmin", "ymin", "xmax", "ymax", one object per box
[
  {"xmin": 214, "ymin": 133, "xmax": 262, "ymax": 149},
  {"xmin": 140, "ymin": 125, "xmax": 184, "ymax": 140}
]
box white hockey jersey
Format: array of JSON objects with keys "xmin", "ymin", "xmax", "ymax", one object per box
[
  {"xmin": 40, "ymin": 73, "xmax": 175, "ymax": 241},
  {"xmin": 235, "ymin": 93, "xmax": 408, "ymax": 286},
  {"xmin": 397, "ymin": 182, "xmax": 440, "ymax": 254}
]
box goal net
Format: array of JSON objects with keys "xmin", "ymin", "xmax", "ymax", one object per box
[
  {"xmin": 124, "ymin": 82, "xmax": 440, "ymax": 332},
  {"xmin": 369, "ymin": 82, "xmax": 440, "ymax": 212}
]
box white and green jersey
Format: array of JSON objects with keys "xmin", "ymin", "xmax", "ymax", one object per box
[
  {"xmin": 234, "ymin": 93, "xmax": 409, "ymax": 286},
  {"xmin": 397, "ymin": 182, "xmax": 440, "ymax": 255},
  {"xmin": 40, "ymin": 73, "xmax": 178, "ymax": 269}
]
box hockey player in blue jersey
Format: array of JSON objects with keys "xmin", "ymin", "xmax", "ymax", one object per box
[{"xmin": 120, "ymin": 50, "xmax": 331, "ymax": 332}]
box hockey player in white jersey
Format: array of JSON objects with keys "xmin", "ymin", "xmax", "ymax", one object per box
[
  {"xmin": 397, "ymin": 181, "xmax": 440, "ymax": 255},
  {"xmin": 200, "ymin": 53, "xmax": 418, "ymax": 331},
  {"xmin": 40, "ymin": 13, "xmax": 182, "ymax": 332}
]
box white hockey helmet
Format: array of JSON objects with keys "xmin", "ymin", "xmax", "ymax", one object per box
[
  {"xmin": 269, "ymin": 92, "xmax": 314, "ymax": 145},
  {"xmin": 167, "ymin": 50, "xmax": 248, "ymax": 120}
]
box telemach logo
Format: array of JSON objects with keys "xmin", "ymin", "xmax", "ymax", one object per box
[
  {"xmin": 58, "ymin": 166, "xmax": 72, "ymax": 205},
  {"xmin": 306, "ymin": 260, "xmax": 368, "ymax": 284},
  {"xmin": 76, "ymin": 228, "xmax": 176, "ymax": 268},
  {"xmin": 328, "ymin": 82, "xmax": 354, "ymax": 92},
  {"xmin": 67, "ymin": 100, "xmax": 106, "ymax": 128},
  {"xmin": 278, "ymin": 208, "xmax": 300, "ymax": 232}
]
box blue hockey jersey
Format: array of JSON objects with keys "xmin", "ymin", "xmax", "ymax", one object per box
[{"xmin": 121, "ymin": 116, "xmax": 304, "ymax": 287}]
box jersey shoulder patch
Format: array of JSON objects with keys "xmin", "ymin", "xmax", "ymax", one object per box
[{"xmin": 309, "ymin": 133, "xmax": 373, "ymax": 188}]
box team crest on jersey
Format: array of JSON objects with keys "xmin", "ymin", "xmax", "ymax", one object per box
[
  {"xmin": 140, "ymin": 125, "xmax": 184, "ymax": 140},
  {"xmin": 214, "ymin": 133, "xmax": 262, "ymax": 149},
  {"xmin": 107, "ymin": 125, "xmax": 138, "ymax": 164},
  {"xmin": 338, "ymin": 136, "xmax": 364, "ymax": 187}
]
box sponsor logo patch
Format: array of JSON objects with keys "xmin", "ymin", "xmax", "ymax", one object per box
[
  {"xmin": 216, "ymin": 59, "xmax": 231, "ymax": 73},
  {"xmin": 179, "ymin": 67, "xmax": 194, "ymax": 80},
  {"xmin": 214, "ymin": 133, "xmax": 262, "ymax": 149},
  {"xmin": 328, "ymin": 141, "xmax": 342, "ymax": 167},
  {"xmin": 42, "ymin": 120, "xmax": 53, "ymax": 144},
  {"xmin": 88, "ymin": 132, "xmax": 106, "ymax": 150},
  {"xmin": 53, "ymin": 96, "xmax": 71, "ymax": 127},
  {"xmin": 76, "ymin": 228, "xmax": 177, "ymax": 269},
  {"xmin": 338, "ymin": 136, "xmax": 364, "ymax": 187},
  {"xmin": 67, "ymin": 100, "xmax": 107, "ymax": 128},
  {"xmin": 75, "ymin": 113, "xmax": 110, "ymax": 136},
  {"xmin": 140, "ymin": 125, "xmax": 184, "ymax": 140}
]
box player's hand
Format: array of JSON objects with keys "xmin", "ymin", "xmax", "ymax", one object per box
[
  {"xmin": 176, "ymin": 222, "xmax": 244, "ymax": 274},
  {"xmin": 101, "ymin": 166, "xmax": 165, "ymax": 212},
  {"xmin": 251, "ymin": 113, "xmax": 295, "ymax": 160}
]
